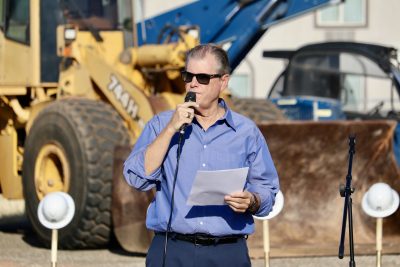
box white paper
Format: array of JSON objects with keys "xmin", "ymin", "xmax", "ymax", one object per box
[{"xmin": 187, "ymin": 167, "xmax": 249, "ymax": 206}]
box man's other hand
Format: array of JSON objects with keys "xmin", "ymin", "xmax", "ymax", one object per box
[{"xmin": 224, "ymin": 191, "xmax": 259, "ymax": 213}]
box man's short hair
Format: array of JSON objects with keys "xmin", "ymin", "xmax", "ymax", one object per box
[{"xmin": 186, "ymin": 44, "xmax": 231, "ymax": 75}]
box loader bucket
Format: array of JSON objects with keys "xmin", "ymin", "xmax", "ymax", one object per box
[
  {"xmin": 112, "ymin": 146, "xmax": 154, "ymax": 253},
  {"xmin": 112, "ymin": 120, "xmax": 400, "ymax": 258},
  {"xmin": 111, "ymin": 95, "xmax": 176, "ymax": 253},
  {"xmin": 248, "ymin": 120, "xmax": 400, "ymax": 258}
]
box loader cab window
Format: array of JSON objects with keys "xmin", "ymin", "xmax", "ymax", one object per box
[
  {"xmin": 330, "ymin": 52, "xmax": 395, "ymax": 113},
  {"xmin": 4, "ymin": 0, "xmax": 30, "ymax": 44},
  {"xmin": 268, "ymin": 72, "xmax": 285, "ymax": 98},
  {"xmin": 272, "ymin": 50, "xmax": 399, "ymax": 115},
  {"xmin": 41, "ymin": 0, "xmax": 64, "ymax": 82},
  {"xmin": 61, "ymin": 0, "xmax": 118, "ymax": 30},
  {"xmin": 340, "ymin": 66, "xmax": 398, "ymax": 114},
  {"xmin": 284, "ymin": 52, "xmax": 341, "ymax": 99},
  {"xmin": 0, "ymin": 0, "xmax": 5, "ymax": 29}
]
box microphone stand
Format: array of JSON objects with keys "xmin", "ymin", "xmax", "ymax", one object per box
[{"xmin": 338, "ymin": 135, "xmax": 356, "ymax": 267}]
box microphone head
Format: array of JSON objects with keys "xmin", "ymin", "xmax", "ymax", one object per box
[
  {"xmin": 185, "ymin": 91, "xmax": 196, "ymax": 102},
  {"xmin": 179, "ymin": 91, "xmax": 196, "ymax": 134}
]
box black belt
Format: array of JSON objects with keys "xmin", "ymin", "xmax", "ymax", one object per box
[{"xmin": 156, "ymin": 232, "xmax": 246, "ymax": 246}]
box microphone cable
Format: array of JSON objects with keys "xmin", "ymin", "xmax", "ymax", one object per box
[
  {"xmin": 162, "ymin": 91, "xmax": 195, "ymax": 266},
  {"xmin": 162, "ymin": 132, "xmax": 184, "ymax": 267}
]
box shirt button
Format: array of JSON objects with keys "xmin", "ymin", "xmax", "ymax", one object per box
[
  {"xmin": 202, "ymin": 163, "xmax": 206, "ymax": 167},
  {"xmin": 200, "ymin": 221, "xmax": 203, "ymax": 225},
  {"xmin": 203, "ymin": 145, "xmax": 207, "ymax": 149}
]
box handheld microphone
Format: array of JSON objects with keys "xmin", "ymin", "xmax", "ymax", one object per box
[{"xmin": 179, "ymin": 91, "xmax": 196, "ymax": 134}]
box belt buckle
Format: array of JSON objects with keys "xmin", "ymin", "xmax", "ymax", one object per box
[
  {"xmin": 196, "ymin": 235, "xmax": 217, "ymax": 246},
  {"xmin": 194, "ymin": 235, "xmax": 205, "ymax": 246},
  {"xmin": 194, "ymin": 235, "xmax": 200, "ymax": 246}
]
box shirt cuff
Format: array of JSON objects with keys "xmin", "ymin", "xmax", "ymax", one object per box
[
  {"xmin": 123, "ymin": 147, "xmax": 162, "ymax": 191},
  {"xmin": 247, "ymin": 187, "xmax": 276, "ymax": 217}
]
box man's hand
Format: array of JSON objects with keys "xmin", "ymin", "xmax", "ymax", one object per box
[
  {"xmin": 224, "ymin": 191, "xmax": 259, "ymax": 214},
  {"xmin": 167, "ymin": 102, "xmax": 198, "ymax": 132}
]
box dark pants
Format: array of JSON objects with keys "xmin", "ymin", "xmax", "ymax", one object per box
[{"xmin": 146, "ymin": 234, "xmax": 251, "ymax": 267}]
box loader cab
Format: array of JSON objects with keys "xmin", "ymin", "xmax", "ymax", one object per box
[
  {"xmin": 267, "ymin": 42, "xmax": 400, "ymax": 122},
  {"xmin": 0, "ymin": 0, "xmax": 30, "ymax": 44},
  {"xmin": 0, "ymin": 0, "xmax": 129, "ymax": 85},
  {"xmin": 0, "ymin": 0, "xmax": 64, "ymax": 84},
  {"xmin": 266, "ymin": 41, "xmax": 400, "ymax": 165}
]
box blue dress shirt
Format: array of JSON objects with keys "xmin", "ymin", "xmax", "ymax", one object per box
[{"xmin": 123, "ymin": 99, "xmax": 279, "ymax": 236}]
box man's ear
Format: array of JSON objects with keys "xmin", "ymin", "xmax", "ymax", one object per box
[{"xmin": 220, "ymin": 74, "xmax": 230, "ymax": 92}]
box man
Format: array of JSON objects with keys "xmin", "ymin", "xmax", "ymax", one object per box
[{"xmin": 123, "ymin": 44, "xmax": 279, "ymax": 267}]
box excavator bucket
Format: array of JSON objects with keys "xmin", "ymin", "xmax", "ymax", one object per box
[{"xmin": 248, "ymin": 120, "xmax": 400, "ymax": 258}]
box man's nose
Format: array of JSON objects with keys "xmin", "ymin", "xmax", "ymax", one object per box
[{"xmin": 189, "ymin": 76, "xmax": 200, "ymax": 86}]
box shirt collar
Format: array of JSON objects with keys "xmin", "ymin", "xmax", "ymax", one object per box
[{"xmin": 218, "ymin": 98, "xmax": 237, "ymax": 131}]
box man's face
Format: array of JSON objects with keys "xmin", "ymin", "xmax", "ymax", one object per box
[{"xmin": 185, "ymin": 53, "xmax": 229, "ymax": 111}]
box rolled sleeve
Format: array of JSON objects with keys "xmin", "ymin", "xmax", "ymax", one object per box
[
  {"xmin": 245, "ymin": 129, "xmax": 280, "ymax": 217},
  {"xmin": 123, "ymin": 116, "xmax": 163, "ymax": 191}
]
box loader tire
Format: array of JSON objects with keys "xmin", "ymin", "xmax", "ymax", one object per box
[
  {"xmin": 22, "ymin": 98, "xmax": 130, "ymax": 249},
  {"xmin": 230, "ymin": 97, "xmax": 287, "ymax": 123}
]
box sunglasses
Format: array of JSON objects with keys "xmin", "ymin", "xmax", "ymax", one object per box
[{"xmin": 181, "ymin": 71, "xmax": 222, "ymax": 85}]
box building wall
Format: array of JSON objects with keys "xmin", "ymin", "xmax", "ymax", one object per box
[{"xmin": 137, "ymin": 0, "xmax": 400, "ymax": 98}]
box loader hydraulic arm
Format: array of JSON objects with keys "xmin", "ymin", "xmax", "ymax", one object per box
[{"xmin": 137, "ymin": 0, "xmax": 340, "ymax": 71}]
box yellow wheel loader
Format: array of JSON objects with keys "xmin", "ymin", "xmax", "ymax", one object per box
[{"xmin": 0, "ymin": 0, "xmax": 294, "ymax": 249}]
